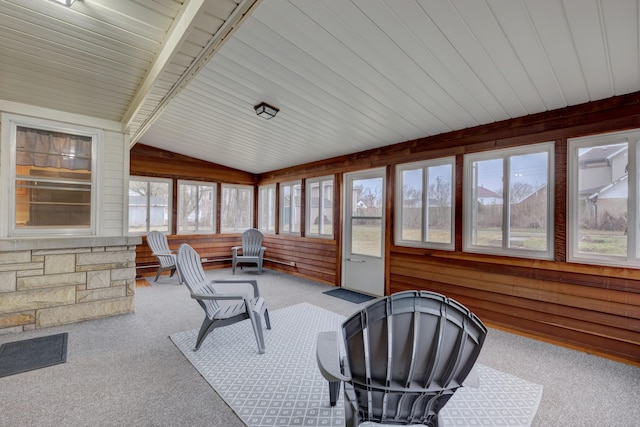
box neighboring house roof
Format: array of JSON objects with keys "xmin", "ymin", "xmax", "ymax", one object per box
[
  {"xmin": 515, "ymin": 184, "xmax": 547, "ymax": 204},
  {"xmin": 579, "ymin": 144, "xmax": 627, "ymax": 167},
  {"xmin": 589, "ymin": 174, "xmax": 628, "ymax": 200},
  {"xmin": 477, "ymin": 186, "xmax": 501, "ymax": 199}
]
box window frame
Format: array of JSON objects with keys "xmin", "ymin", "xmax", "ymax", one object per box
[
  {"xmin": 128, "ymin": 176, "xmax": 172, "ymax": 235},
  {"xmin": 1, "ymin": 113, "xmax": 102, "ymax": 237},
  {"xmin": 176, "ymin": 179, "xmax": 217, "ymax": 235},
  {"xmin": 395, "ymin": 157, "xmax": 455, "ymax": 250},
  {"xmin": 568, "ymin": 129, "xmax": 639, "ymax": 267},
  {"xmin": 220, "ymin": 184, "xmax": 254, "ymax": 233},
  {"xmin": 258, "ymin": 184, "xmax": 276, "ymax": 234},
  {"xmin": 279, "ymin": 180, "xmax": 302, "ymax": 236},
  {"xmin": 305, "ymin": 175, "xmax": 334, "ymax": 239},
  {"xmin": 463, "ymin": 142, "xmax": 555, "ymax": 259}
]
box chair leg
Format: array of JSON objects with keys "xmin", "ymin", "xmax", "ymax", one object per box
[
  {"xmin": 250, "ymin": 313, "xmax": 266, "ymax": 354},
  {"xmin": 264, "ymin": 308, "xmax": 271, "ymax": 330},
  {"xmin": 232, "ymin": 259, "xmax": 237, "ymax": 274},
  {"xmin": 328, "ymin": 381, "xmax": 341, "ymax": 407},
  {"xmin": 154, "ymin": 268, "xmax": 162, "ymax": 282},
  {"xmin": 194, "ymin": 317, "xmax": 215, "ymax": 351}
]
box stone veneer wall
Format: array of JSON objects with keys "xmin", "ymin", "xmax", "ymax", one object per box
[{"xmin": 0, "ymin": 236, "xmax": 141, "ymax": 333}]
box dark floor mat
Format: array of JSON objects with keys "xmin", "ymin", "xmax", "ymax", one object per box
[
  {"xmin": 323, "ymin": 288, "xmax": 376, "ymax": 304},
  {"xmin": 0, "ymin": 332, "xmax": 68, "ymax": 377}
]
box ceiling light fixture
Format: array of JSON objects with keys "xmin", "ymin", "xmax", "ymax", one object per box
[
  {"xmin": 50, "ymin": 0, "xmax": 76, "ymax": 6},
  {"xmin": 254, "ymin": 102, "xmax": 279, "ymax": 120}
]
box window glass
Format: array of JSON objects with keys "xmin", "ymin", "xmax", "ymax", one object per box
[
  {"xmin": 569, "ymin": 131, "xmax": 636, "ymax": 266},
  {"xmin": 396, "ymin": 158, "xmax": 454, "ymax": 249},
  {"xmin": 221, "ymin": 184, "xmax": 253, "ymax": 232},
  {"xmin": 280, "ymin": 181, "xmax": 301, "ymax": 235},
  {"xmin": 128, "ymin": 178, "xmax": 171, "ymax": 234},
  {"xmin": 178, "ymin": 181, "xmax": 216, "ymax": 234},
  {"xmin": 258, "ymin": 185, "xmax": 276, "ymax": 233},
  {"xmin": 306, "ymin": 176, "xmax": 334, "ymax": 238},
  {"xmin": 464, "ymin": 143, "xmax": 553, "ymax": 258},
  {"xmin": 4, "ymin": 114, "xmax": 100, "ymax": 236}
]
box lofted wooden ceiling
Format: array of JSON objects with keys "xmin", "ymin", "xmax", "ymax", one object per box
[{"xmin": 1, "ymin": 0, "xmax": 639, "ymax": 174}]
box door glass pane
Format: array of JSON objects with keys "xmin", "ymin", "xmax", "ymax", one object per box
[
  {"xmin": 351, "ymin": 177, "xmax": 383, "ymax": 216},
  {"xmin": 577, "ymin": 143, "xmax": 628, "ymax": 256},
  {"xmin": 350, "ymin": 177, "xmax": 383, "ymax": 257},
  {"xmin": 351, "ymin": 218, "xmax": 382, "ymax": 257}
]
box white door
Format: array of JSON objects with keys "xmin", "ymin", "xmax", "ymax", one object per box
[{"xmin": 342, "ymin": 168, "xmax": 385, "ymax": 296}]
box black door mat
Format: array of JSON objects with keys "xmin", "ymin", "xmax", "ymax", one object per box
[
  {"xmin": 0, "ymin": 332, "xmax": 68, "ymax": 378},
  {"xmin": 323, "ymin": 288, "xmax": 376, "ymax": 304}
]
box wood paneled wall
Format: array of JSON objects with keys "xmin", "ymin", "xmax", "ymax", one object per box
[{"xmin": 132, "ymin": 91, "xmax": 640, "ymax": 365}]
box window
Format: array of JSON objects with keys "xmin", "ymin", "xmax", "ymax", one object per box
[
  {"xmin": 306, "ymin": 176, "xmax": 334, "ymax": 238},
  {"xmin": 128, "ymin": 177, "xmax": 171, "ymax": 234},
  {"xmin": 177, "ymin": 180, "xmax": 216, "ymax": 234},
  {"xmin": 221, "ymin": 184, "xmax": 253, "ymax": 232},
  {"xmin": 464, "ymin": 143, "xmax": 554, "ymax": 258},
  {"xmin": 568, "ymin": 130, "xmax": 639, "ymax": 267},
  {"xmin": 280, "ymin": 181, "xmax": 301, "ymax": 235},
  {"xmin": 258, "ymin": 185, "xmax": 276, "ymax": 233},
  {"xmin": 396, "ymin": 158, "xmax": 454, "ymax": 249},
  {"xmin": 2, "ymin": 114, "xmax": 100, "ymax": 236}
]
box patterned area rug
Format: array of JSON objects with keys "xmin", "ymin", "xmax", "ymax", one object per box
[{"xmin": 170, "ymin": 303, "xmax": 542, "ymax": 427}]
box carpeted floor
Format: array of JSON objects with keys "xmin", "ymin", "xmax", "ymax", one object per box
[
  {"xmin": 170, "ymin": 303, "xmax": 542, "ymax": 427},
  {"xmin": 0, "ymin": 268, "xmax": 638, "ymax": 426}
]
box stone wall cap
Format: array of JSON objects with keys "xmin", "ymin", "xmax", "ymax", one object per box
[{"xmin": 0, "ymin": 236, "xmax": 142, "ymax": 251}]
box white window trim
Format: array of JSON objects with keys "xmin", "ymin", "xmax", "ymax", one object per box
[
  {"xmin": 128, "ymin": 176, "xmax": 173, "ymax": 235},
  {"xmin": 279, "ymin": 180, "xmax": 301, "ymax": 236},
  {"xmin": 177, "ymin": 179, "xmax": 217, "ymax": 235},
  {"xmin": 395, "ymin": 157, "xmax": 455, "ymax": 250},
  {"xmin": 463, "ymin": 142, "xmax": 555, "ymax": 260},
  {"xmin": 305, "ymin": 175, "xmax": 334, "ymax": 239},
  {"xmin": 1, "ymin": 113, "xmax": 103, "ymax": 237},
  {"xmin": 258, "ymin": 184, "xmax": 276, "ymax": 234},
  {"xmin": 568, "ymin": 129, "xmax": 639, "ymax": 267}
]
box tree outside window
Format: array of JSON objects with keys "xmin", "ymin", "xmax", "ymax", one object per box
[
  {"xmin": 396, "ymin": 158, "xmax": 454, "ymax": 249},
  {"xmin": 464, "ymin": 143, "xmax": 554, "ymax": 258},
  {"xmin": 569, "ymin": 130, "xmax": 639, "ymax": 266},
  {"xmin": 178, "ymin": 181, "xmax": 216, "ymax": 234},
  {"xmin": 280, "ymin": 181, "xmax": 301, "ymax": 235},
  {"xmin": 306, "ymin": 176, "xmax": 334, "ymax": 238},
  {"xmin": 258, "ymin": 185, "xmax": 276, "ymax": 234},
  {"xmin": 221, "ymin": 184, "xmax": 253, "ymax": 233},
  {"xmin": 128, "ymin": 177, "xmax": 171, "ymax": 234}
]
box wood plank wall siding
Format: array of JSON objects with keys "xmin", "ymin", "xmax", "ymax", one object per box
[{"xmin": 131, "ymin": 91, "xmax": 640, "ymax": 365}]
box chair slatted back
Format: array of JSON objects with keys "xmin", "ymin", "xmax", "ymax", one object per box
[
  {"xmin": 242, "ymin": 229, "xmax": 264, "ymax": 257},
  {"xmin": 342, "ymin": 290, "xmax": 487, "ymax": 425},
  {"xmin": 176, "ymin": 244, "xmax": 219, "ymax": 319},
  {"xmin": 147, "ymin": 231, "xmax": 175, "ymax": 268}
]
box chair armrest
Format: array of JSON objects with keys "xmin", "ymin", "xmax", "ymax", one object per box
[
  {"xmin": 212, "ymin": 279, "xmax": 260, "ymax": 298},
  {"xmin": 190, "ymin": 292, "xmax": 246, "ymax": 302},
  {"xmin": 231, "ymin": 246, "xmax": 241, "ymax": 255},
  {"xmin": 316, "ymin": 331, "xmax": 350, "ymax": 382}
]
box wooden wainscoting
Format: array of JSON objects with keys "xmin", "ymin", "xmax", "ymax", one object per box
[{"xmin": 390, "ymin": 246, "xmax": 640, "ymax": 365}]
